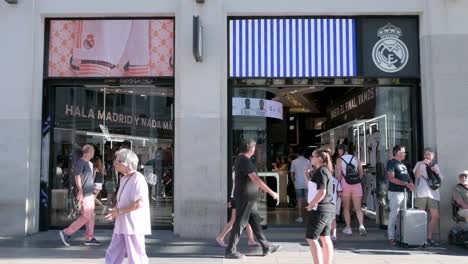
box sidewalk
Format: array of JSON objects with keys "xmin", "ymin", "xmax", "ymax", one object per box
[{"xmin": 0, "ymin": 226, "xmax": 466, "ymax": 263}]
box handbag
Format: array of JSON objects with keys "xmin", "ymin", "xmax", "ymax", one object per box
[{"xmin": 425, "ymin": 164, "xmax": 441, "ymax": 190}]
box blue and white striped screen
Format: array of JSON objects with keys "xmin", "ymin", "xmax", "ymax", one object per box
[{"xmin": 229, "ymin": 18, "xmax": 356, "ymax": 78}]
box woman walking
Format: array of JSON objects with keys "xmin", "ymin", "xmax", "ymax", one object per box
[
  {"xmin": 105, "ymin": 148, "xmax": 151, "ymax": 264},
  {"xmin": 305, "ymin": 149, "xmax": 335, "ymax": 264}
]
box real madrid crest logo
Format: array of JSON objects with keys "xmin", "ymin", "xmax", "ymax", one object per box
[
  {"xmin": 83, "ymin": 34, "xmax": 95, "ymax": 50},
  {"xmin": 372, "ymin": 23, "xmax": 408, "ymax": 73}
]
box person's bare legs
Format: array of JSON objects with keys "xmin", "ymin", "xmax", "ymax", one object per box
[
  {"xmin": 297, "ymin": 197, "xmax": 304, "ymax": 220},
  {"xmin": 352, "ymin": 195, "xmax": 367, "ymax": 235},
  {"xmin": 351, "ymin": 195, "xmax": 364, "ymax": 227},
  {"xmin": 94, "ymin": 191, "xmax": 105, "ymax": 207},
  {"xmin": 319, "ymin": 236, "xmax": 333, "ymax": 264},
  {"xmin": 342, "ymin": 195, "xmax": 352, "ymax": 230},
  {"xmin": 106, "ymin": 192, "xmax": 115, "ymax": 207},
  {"xmin": 216, "ymin": 209, "xmax": 236, "ymax": 246},
  {"xmin": 306, "ymin": 239, "xmax": 323, "ymax": 264},
  {"xmin": 428, "ymin": 208, "xmax": 440, "ymax": 241},
  {"xmin": 245, "ymin": 224, "xmax": 258, "ymax": 246},
  {"xmin": 331, "ymin": 219, "xmax": 337, "ymax": 239}
]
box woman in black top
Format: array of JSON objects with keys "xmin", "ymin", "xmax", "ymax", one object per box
[{"xmin": 305, "ymin": 149, "xmax": 335, "ymax": 264}]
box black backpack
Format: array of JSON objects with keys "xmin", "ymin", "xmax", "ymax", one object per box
[
  {"xmin": 341, "ymin": 156, "xmax": 361, "ymax": 185},
  {"xmin": 425, "ymin": 164, "xmax": 441, "ymax": 190}
]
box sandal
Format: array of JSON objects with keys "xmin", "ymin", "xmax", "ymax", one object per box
[{"xmin": 216, "ymin": 238, "xmax": 227, "ymax": 247}]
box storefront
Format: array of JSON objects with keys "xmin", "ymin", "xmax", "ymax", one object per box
[
  {"xmin": 40, "ymin": 18, "xmax": 175, "ymax": 229},
  {"xmin": 227, "ymin": 16, "xmax": 422, "ymax": 226}
]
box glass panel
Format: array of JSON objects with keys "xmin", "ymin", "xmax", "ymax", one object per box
[
  {"xmin": 229, "ymin": 79, "xmax": 419, "ymax": 226},
  {"xmin": 49, "ymin": 85, "xmax": 174, "ymax": 227}
]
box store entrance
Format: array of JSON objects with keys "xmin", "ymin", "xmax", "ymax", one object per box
[
  {"xmin": 229, "ymin": 78, "xmax": 421, "ymax": 227},
  {"xmin": 45, "ymin": 84, "xmax": 174, "ymax": 228}
]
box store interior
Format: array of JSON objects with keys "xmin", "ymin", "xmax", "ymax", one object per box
[{"xmin": 229, "ymin": 77, "xmax": 421, "ymax": 227}]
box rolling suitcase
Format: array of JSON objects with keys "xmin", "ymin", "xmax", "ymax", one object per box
[{"xmin": 395, "ymin": 190, "xmax": 428, "ymax": 247}]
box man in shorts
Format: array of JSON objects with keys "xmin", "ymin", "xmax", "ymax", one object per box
[{"xmin": 290, "ymin": 147, "xmax": 311, "ymax": 223}]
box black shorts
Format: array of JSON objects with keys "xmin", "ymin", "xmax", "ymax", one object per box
[{"xmin": 305, "ymin": 210, "xmax": 334, "ymax": 240}]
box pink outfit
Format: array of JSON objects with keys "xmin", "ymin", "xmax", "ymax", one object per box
[
  {"xmin": 106, "ymin": 172, "xmax": 151, "ymax": 264},
  {"xmin": 340, "ymin": 178, "xmax": 363, "ymax": 197},
  {"xmin": 63, "ymin": 195, "xmax": 95, "ymax": 240}
]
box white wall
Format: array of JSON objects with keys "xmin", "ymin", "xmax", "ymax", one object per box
[
  {"xmin": 1, "ymin": 0, "xmax": 467, "ymax": 240},
  {"xmin": 0, "ymin": 0, "xmax": 36, "ymax": 236},
  {"xmin": 419, "ymin": 0, "xmax": 468, "ymax": 239}
]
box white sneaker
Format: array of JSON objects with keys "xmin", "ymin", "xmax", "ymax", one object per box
[
  {"xmin": 342, "ymin": 227, "xmax": 352, "ymax": 235},
  {"xmin": 359, "ymin": 226, "xmax": 367, "ymax": 236},
  {"xmin": 295, "ymin": 217, "xmax": 303, "ymax": 223}
]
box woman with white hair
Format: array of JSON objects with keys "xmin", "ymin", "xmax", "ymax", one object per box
[{"xmin": 105, "ymin": 148, "xmax": 151, "ymax": 264}]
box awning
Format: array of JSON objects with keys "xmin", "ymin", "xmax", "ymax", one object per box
[{"xmin": 229, "ymin": 18, "xmax": 356, "ymax": 78}]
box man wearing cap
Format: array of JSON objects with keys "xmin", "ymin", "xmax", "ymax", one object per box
[{"xmin": 452, "ymin": 171, "xmax": 468, "ymax": 222}]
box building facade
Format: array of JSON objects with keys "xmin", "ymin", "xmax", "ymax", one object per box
[{"xmin": 0, "ymin": 0, "xmax": 467, "ymax": 240}]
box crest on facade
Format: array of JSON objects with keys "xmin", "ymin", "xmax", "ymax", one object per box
[{"xmin": 372, "ymin": 23, "xmax": 408, "ymax": 73}]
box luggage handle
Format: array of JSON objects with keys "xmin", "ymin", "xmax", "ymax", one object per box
[{"xmin": 403, "ymin": 188, "xmax": 414, "ymax": 209}]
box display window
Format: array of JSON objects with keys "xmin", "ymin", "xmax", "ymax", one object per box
[
  {"xmin": 41, "ymin": 17, "xmax": 175, "ymax": 229},
  {"xmin": 228, "ymin": 78, "xmax": 421, "ymax": 226}
]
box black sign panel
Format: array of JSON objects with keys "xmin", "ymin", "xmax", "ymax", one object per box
[
  {"xmin": 358, "ymin": 17, "xmax": 419, "ymax": 77},
  {"xmin": 54, "ymin": 88, "xmax": 174, "ymax": 139},
  {"xmin": 326, "ymin": 87, "xmax": 377, "ymax": 128}
]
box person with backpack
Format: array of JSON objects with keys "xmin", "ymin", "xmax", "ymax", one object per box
[
  {"xmin": 413, "ymin": 147, "xmax": 443, "ymax": 245},
  {"xmin": 335, "ymin": 144, "xmax": 366, "ymax": 236}
]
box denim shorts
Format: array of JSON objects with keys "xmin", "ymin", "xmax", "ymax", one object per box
[
  {"xmin": 305, "ymin": 210, "xmax": 334, "ymax": 240},
  {"xmin": 295, "ymin": 188, "xmax": 308, "ymax": 199}
]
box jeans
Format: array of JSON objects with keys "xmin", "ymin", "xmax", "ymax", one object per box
[{"xmin": 387, "ymin": 191, "xmax": 405, "ymax": 240}]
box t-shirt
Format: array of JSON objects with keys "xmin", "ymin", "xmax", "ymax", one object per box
[
  {"xmin": 386, "ymin": 159, "xmax": 410, "ymax": 192},
  {"xmin": 331, "ymin": 176, "xmax": 342, "ymax": 205},
  {"xmin": 95, "ymin": 171, "xmax": 103, "ymax": 184},
  {"xmin": 332, "ymin": 176, "xmax": 343, "ymax": 215},
  {"xmin": 290, "ymin": 156, "xmax": 311, "ymax": 189},
  {"xmin": 310, "ymin": 166, "xmax": 335, "ymax": 212},
  {"xmin": 234, "ymin": 154, "xmax": 258, "ymax": 201},
  {"xmin": 114, "ymin": 172, "xmax": 151, "ymax": 235},
  {"xmin": 74, "ymin": 159, "xmax": 94, "ymax": 197},
  {"xmin": 452, "ymin": 184, "xmax": 468, "ymax": 205},
  {"xmin": 413, "ymin": 162, "xmax": 442, "ymax": 201}
]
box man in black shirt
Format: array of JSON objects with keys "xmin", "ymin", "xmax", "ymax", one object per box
[
  {"xmin": 386, "ymin": 144, "xmax": 415, "ymax": 246},
  {"xmin": 225, "ymin": 139, "xmax": 280, "ymax": 259}
]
